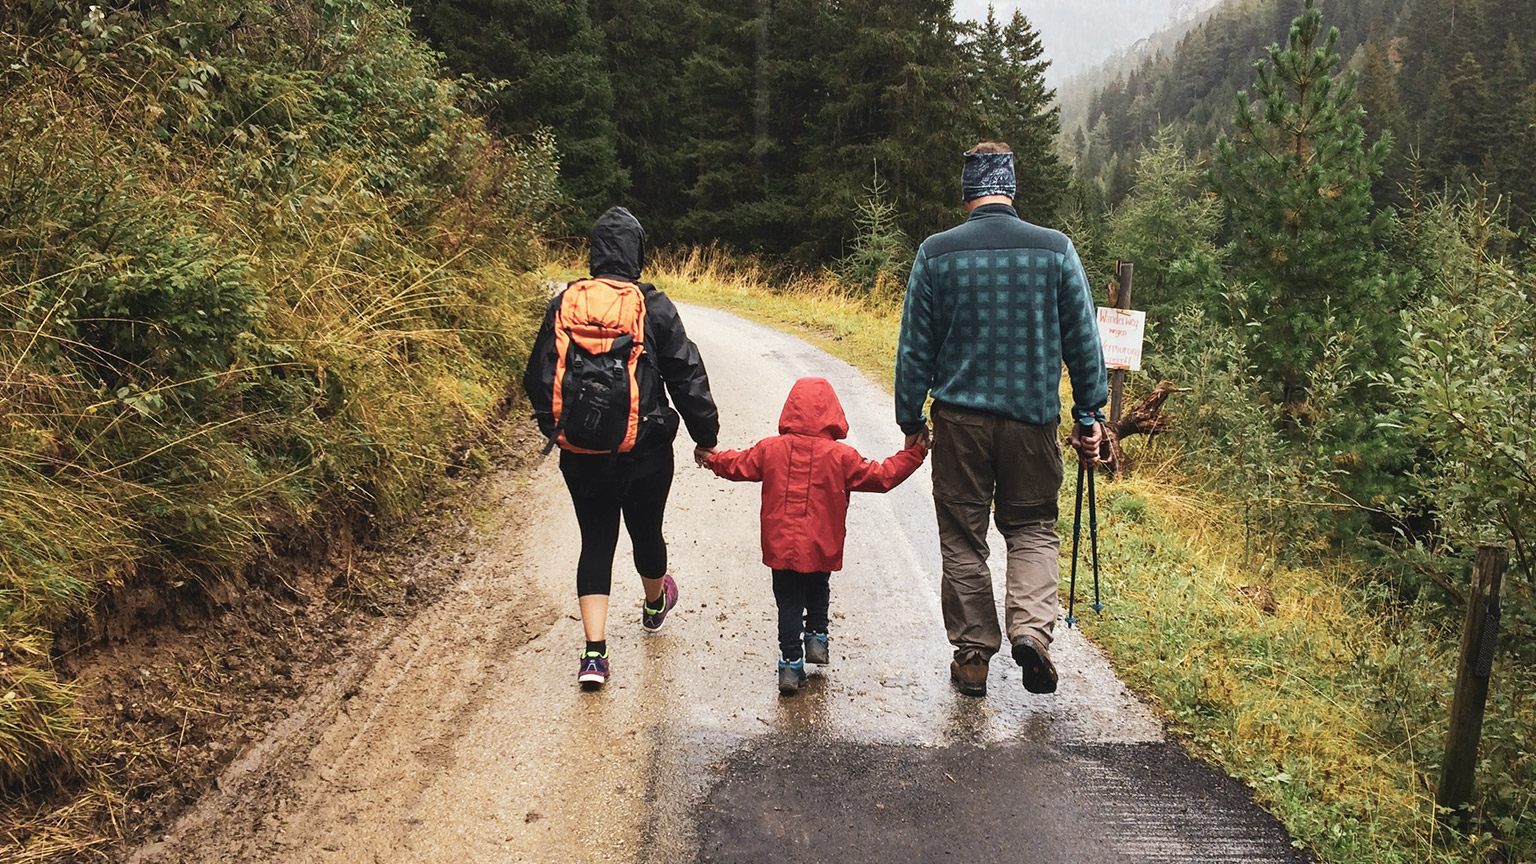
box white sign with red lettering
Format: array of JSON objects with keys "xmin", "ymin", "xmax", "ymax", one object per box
[{"xmin": 1096, "ymin": 307, "xmax": 1146, "ymax": 371}]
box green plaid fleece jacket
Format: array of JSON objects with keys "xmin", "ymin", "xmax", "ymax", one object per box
[{"xmin": 895, "ymin": 204, "xmax": 1108, "ymax": 433}]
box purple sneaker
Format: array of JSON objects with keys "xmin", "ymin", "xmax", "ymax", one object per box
[
  {"xmin": 578, "ymin": 650, "xmax": 610, "ymax": 689},
  {"xmin": 642, "ymin": 573, "xmax": 679, "ymax": 632}
]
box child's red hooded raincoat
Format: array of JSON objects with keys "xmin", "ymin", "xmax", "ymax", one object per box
[{"xmin": 708, "ymin": 377, "xmax": 924, "ymax": 572}]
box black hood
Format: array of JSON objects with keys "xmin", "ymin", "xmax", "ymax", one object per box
[{"xmin": 589, "ymin": 206, "xmax": 645, "ymax": 281}]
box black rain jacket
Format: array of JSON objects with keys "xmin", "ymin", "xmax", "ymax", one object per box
[{"xmin": 522, "ymin": 207, "xmax": 719, "ymax": 485}]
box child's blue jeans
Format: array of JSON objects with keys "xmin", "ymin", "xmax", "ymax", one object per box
[{"xmin": 771, "ymin": 569, "xmax": 830, "ymax": 661}]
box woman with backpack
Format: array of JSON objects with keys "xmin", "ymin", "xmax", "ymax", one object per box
[{"xmin": 523, "ymin": 206, "xmax": 719, "ymax": 689}]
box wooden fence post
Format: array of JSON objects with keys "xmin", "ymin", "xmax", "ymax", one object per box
[
  {"xmin": 1437, "ymin": 544, "xmax": 1509, "ymax": 820},
  {"xmin": 1108, "ymin": 261, "xmax": 1134, "ymax": 426}
]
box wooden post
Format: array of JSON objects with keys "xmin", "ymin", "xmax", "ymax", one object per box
[
  {"xmin": 1108, "ymin": 262, "xmax": 1134, "ymax": 426},
  {"xmin": 1437, "ymin": 545, "xmax": 1509, "ymax": 819}
]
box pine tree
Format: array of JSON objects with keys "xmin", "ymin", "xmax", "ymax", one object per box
[
  {"xmin": 1490, "ymin": 36, "xmax": 1536, "ymax": 227},
  {"xmin": 754, "ymin": 0, "xmax": 844, "ymax": 250},
  {"xmin": 836, "ymin": 168, "xmax": 914, "ymax": 301},
  {"xmin": 796, "ymin": 0, "xmax": 969, "ymax": 260},
  {"xmin": 1070, "ymin": 127, "xmax": 1088, "ymax": 167},
  {"xmin": 1487, "ymin": 0, "xmax": 1536, "ymax": 49},
  {"xmin": 1211, "ymin": 0, "xmax": 1397, "ymax": 400},
  {"xmin": 1078, "ymin": 113, "xmax": 1113, "ymax": 184},
  {"xmin": 964, "ymin": 9, "xmax": 1065, "ymax": 224},
  {"xmin": 1430, "ymin": 52, "xmax": 1493, "ymax": 177},
  {"xmin": 1510, "ymin": 86, "xmax": 1536, "ymax": 232},
  {"xmin": 1358, "ymin": 40, "xmax": 1404, "ymax": 153},
  {"xmin": 1107, "ymin": 128, "xmax": 1226, "ymax": 318},
  {"xmin": 677, "ymin": 0, "xmax": 763, "ymax": 248},
  {"xmin": 678, "ymin": 0, "xmax": 837, "ymax": 255},
  {"xmin": 590, "ymin": 0, "xmax": 699, "ymax": 241},
  {"xmin": 1398, "ymin": 0, "xmax": 1448, "ymax": 118},
  {"xmin": 1104, "ymin": 152, "xmax": 1137, "ymax": 208},
  {"xmin": 1358, "ymin": 39, "xmax": 1407, "ymax": 202},
  {"xmin": 412, "ymin": 0, "xmax": 627, "ymax": 226}
]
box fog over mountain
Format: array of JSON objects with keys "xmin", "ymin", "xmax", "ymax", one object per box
[{"xmin": 953, "ymin": 0, "xmax": 1226, "ymax": 83}]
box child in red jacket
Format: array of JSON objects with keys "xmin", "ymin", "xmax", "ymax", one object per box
[{"xmin": 707, "ymin": 377, "xmax": 927, "ymax": 694}]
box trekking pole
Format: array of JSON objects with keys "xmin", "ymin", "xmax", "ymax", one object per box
[
  {"xmin": 1065, "ymin": 458, "xmax": 1086, "ymax": 628},
  {"xmin": 1087, "ymin": 454, "xmax": 1104, "ymax": 615}
]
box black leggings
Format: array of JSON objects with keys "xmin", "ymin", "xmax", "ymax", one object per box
[
  {"xmin": 772, "ymin": 569, "xmax": 831, "ymax": 661},
  {"xmin": 566, "ymin": 467, "xmax": 673, "ymax": 596}
]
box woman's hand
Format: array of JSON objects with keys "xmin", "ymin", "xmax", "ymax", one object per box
[{"xmin": 694, "ymin": 446, "xmax": 716, "ymax": 468}]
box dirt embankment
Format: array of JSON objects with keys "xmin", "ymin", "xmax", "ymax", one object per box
[{"xmin": 8, "ymin": 420, "xmax": 550, "ymax": 861}]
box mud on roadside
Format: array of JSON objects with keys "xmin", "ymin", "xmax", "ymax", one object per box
[{"xmin": 3, "ymin": 419, "xmax": 552, "ymax": 863}]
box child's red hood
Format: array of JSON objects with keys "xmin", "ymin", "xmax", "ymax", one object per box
[{"xmin": 777, "ymin": 377, "xmax": 849, "ymax": 440}]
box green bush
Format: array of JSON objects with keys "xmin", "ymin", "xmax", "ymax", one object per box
[
  {"xmin": 1388, "ymin": 192, "xmax": 1536, "ymax": 607},
  {"xmin": 1384, "ymin": 193, "xmax": 1536, "ymax": 841}
]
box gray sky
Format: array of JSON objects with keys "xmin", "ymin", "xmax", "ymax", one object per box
[{"xmin": 953, "ymin": 0, "xmax": 1221, "ymax": 84}]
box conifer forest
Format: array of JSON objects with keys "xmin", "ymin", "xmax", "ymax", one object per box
[{"xmin": 2, "ymin": 0, "xmax": 1535, "ymax": 861}]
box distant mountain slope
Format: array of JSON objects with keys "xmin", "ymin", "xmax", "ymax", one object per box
[
  {"xmin": 955, "ymin": 0, "xmax": 1225, "ymax": 82},
  {"xmin": 1056, "ymin": 0, "xmax": 1233, "ymax": 132},
  {"xmin": 1062, "ymin": 0, "xmax": 1536, "ymax": 227}
]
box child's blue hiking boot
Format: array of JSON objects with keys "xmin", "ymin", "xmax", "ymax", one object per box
[
  {"xmin": 777, "ymin": 656, "xmax": 806, "ymax": 695},
  {"xmin": 804, "ymin": 631, "xmax": 830, "ymax": 665}
]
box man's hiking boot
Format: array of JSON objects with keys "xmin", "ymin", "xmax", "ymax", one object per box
[
  {"xmin": 1011, "ymin": 634, "xmax": 1058, "ymax": 694},
  {"xmin": 950, "ymin": 652, "xmax": 988, "ymax": 697},
  {"xmin": 804, "ymin": 631, "xmax": 830, "ymax": 665},
  {"xmin": 778, "ymin": 656, "xmax": 806, "ymax": 695},
  {"xmin": 642, "ymin": 573, "xmax": 679, "ymax": 632},
  {"xmin": 578, "ymin": 649, "xmax": 610, "ymax": 690}
]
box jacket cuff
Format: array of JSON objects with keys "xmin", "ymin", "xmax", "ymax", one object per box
[
  {"xmin": 899, "ymin": 417, "xmax": 928, "ymax": 436},
  {"xmin": 1071, "ymin": 407, "xmax": 1107, "ymax": 424}
]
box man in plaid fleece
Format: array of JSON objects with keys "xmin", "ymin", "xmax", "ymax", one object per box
[{"xmin": 895, "ymin": 142, "xmax": 1108, "ymax": 698}]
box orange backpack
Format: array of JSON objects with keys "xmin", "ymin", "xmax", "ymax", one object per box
[{"xmin": 545, "ymin": 278, "xmax": 648, "ymax": 454}]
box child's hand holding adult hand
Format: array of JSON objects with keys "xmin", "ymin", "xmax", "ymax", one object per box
[
  {"xmin": 694, "ymin": 446, "xmax": 716, "ymax": 468},
  {"xmin": 904, "ymin": 425, "xmax": 931, "ymax": 453}
]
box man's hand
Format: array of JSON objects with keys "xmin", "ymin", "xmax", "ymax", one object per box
[
  {"xmin": 1069, "ymin": 420, "xmax": 1104, "ymax": 465},
  {"xmin": 694, "ymin": 446, "xmax": 716, "ymax": 468},
  {"xmin": 904, "ymin": 425, "xmax": 931, "ymax": 452}
]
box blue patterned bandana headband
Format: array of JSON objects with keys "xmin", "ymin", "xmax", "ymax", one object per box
[{"xmin": 962, "ymin": 151, "xmax": 1016, "ymax": 201}]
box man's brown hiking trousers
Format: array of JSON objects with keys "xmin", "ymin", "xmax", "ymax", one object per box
[{"xmin": 931, "ymin": 402, "xmax": 1063, "ymax": 664}]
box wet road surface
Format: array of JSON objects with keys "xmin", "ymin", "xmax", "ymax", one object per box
[{"xmin": 133, "ymin": 303, "xmax": 1310, "ymax": 863}]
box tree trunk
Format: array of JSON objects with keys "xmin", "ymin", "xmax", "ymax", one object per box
[{"xmin": 1100, "ymin": 380, "xmax": 1190, "ymax": 478}]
